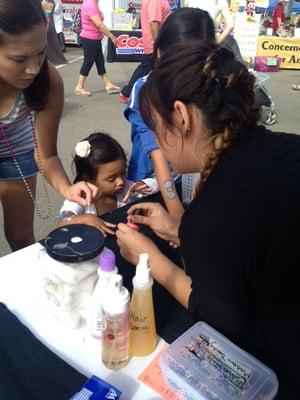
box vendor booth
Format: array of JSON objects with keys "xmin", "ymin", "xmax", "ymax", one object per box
[
  {"xmin": 234, "ymin": 1, "xmax": 300, "ymax": 69},
  {"xmin": 62, "ymin": 0, "xmax": 82, "ymax": 45},
  {"xmin": 106, "ymin": 0, "xmax": 180, "ymax": 62},
  {"xmin": 107, "ymin": 2, "xmax": 144, "ymax": 62},
  {"xmin": 107, "ymin": 29, "xmax": 143, "ymax": 62},
  {"xmin": 61, "ymin": 0, "xmax": 300, "ymax": 69},
  {"xmin": 263, "ymin": 0, "xmax": 300, "ymax": 12},
  {"xmin": 61, "ymin": 0, "xmax": 115, "ymax": 45},
  {"xmin": 256, "ymin": 35, "xmax": 300, "ymax": 68}
]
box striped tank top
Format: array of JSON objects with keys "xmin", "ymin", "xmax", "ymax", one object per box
[{"xmin": 0, "ymin": 93, "xmax": 34, "ymax": 158}]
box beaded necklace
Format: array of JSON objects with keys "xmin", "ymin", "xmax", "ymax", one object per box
[{"xmin": 0, "ymin": 113, "xmax": 52, "ymax": 220}]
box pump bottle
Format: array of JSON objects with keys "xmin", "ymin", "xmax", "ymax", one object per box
[
  {"xmin": 87, "ymin": 248, "xmax": 118, "ymax": 338},
  {"xmin": 129, "ymin": 253, "xmax": 157, "ymax": 356},
  {"xmin": 102, "ymin": 274, "xmax": 130, "ymax": 370}
]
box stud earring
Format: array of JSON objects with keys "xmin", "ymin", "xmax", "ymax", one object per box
[{"xmin": 183, "ymin": 127, "xmax": 192, "ymax": 135}]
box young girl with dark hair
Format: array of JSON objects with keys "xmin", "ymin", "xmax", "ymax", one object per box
[
  {"xmin": 59, "ymin": 132, "xmax": 159, "ymax": 235},
  {"xmin": 117, "ymin": 42, "xmax": 300, "ymax": 397},
  {"xmin": 0, "ymin": 0, "xmax": 98, "ymax": 251}
]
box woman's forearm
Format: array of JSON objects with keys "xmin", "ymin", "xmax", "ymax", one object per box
[
  {"xmin": 42, "ymin": 155, "xmax": 71, "ymax": 196},
  {"xmin": 218, "ymin": 27, "xmax": 232, "ymax": 43},
  {"xmin": 147, "ymin": 246, "xmax": 192, "ymax": 308},
  {"xmin": 99, "ymin": 23, "xmax": 115, "ymax": 41},
  {"xmin": 151, "ymin": 149, "xmax": 184, "ymax": 221},
  {"xmin": 90, "ymin": 15, "xmax": 116, "ymax": 42},
  {"xmin": 218, "ymin": 8, "xmax": 234, "ymax": 43},
  {"xmin": 95, "ymin": 20, "xmax": 116, "ymax": 42}
]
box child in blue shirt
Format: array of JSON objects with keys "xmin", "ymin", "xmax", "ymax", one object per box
[
  {"xmin": 124, "ymin": 75, "xmax": 183, "ymax": 220},
  {"xmin": 124, "ymin": 75, "xmax": 157, "ymax": 182},
  {"xmin": 123, "ymin": 8, "xmax": 216, "ymax": 219}
]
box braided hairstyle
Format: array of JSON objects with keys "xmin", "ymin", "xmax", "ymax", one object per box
[{"xmin": 140, "ymin": 41, "xmax": 259, "ymax": 194}]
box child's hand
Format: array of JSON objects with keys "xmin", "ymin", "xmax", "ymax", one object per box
[
  {"xmin": 122, "ymin": 181, "xmax": 152, "ymax": 203},
  {"xmin": 58, "ymin": 214, "xmax": 116, "ymax": 236},
  {"xmin": 83, "ymin": 215, "xmax": 116, "ymax": 236}
]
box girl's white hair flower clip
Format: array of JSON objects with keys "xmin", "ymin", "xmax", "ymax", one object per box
[{"xmin": 75, "ymin": 140, "xmax": 91, "ymax": 158}]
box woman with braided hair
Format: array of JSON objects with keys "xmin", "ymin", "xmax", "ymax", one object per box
[{"xmin": 116, "ymin": 41, "xmax": 300, "ymax": 398}]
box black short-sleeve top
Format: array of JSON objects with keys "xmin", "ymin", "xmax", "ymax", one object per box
[{"xmin": 179, "ymin": 125, "xmax": 300, "ymax": 398}]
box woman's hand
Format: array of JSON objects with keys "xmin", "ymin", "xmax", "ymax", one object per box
[
  {"xmin": 122, "ymin": 181, "xmax": 152, "ymax": 203},
  {"xmin": 117, "ymin": 223, "xmax": 192, "ymax": 308},
  {"xmin": 127, "ymin": 202, "xmax": 180, "ymax": 246},
  {"xmin": 62, "ymin": 181, "xmax": 99, "ymax": 207},
  {"xmin": 116, "ymin": 223, "xmax": 158, "ymax": 265},
  {"xmin": 111, "ymin": 35, "xmax": 118, "ymax": 46}
]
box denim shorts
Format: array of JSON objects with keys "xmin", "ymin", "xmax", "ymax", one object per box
[{"xmin": 0, "ymin": 150, "xmax": 38, "ymax": 180}]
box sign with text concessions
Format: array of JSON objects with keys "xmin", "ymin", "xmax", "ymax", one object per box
[{"xmin": 256, "ymin": 36, "xmax": 300, "ymax": 69}]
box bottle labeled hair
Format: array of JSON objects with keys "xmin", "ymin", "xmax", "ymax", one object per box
[
  {"xmin": 101, "ymin": 274, "xmax": 130, "ymax": 370},
  {"xmin": 129, "ymin": 253, "xmax": 157, "ymax": 356},
  {"xmin": 88, "ymin": 248, "xmax": 118, "ymax": 338}
]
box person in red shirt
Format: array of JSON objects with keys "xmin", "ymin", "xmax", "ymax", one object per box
[
  {"xmin": 272, "ymin": 1, "xmax": 287, "ymax": 36},
  {"xmin": 119, "ymin": 0, "xmax": 170, "ymax": 102}
]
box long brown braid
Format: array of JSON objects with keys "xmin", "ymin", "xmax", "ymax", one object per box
[
  {"xmin": 193, "ymin": 130, "xmax": 233, "ymax": 197},
  {"xmin": 193, "ymin": 48, "xmax": 242, "ymax": 196}
]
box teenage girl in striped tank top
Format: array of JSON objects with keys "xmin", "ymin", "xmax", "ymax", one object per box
[{"xmin": 0, "ymin": 0, "xmax": 99, "ymax": 252}]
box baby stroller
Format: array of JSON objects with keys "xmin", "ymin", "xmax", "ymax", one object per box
[{"xmin": 253, "ymin": 72, "xmax": 277, "ymax": 125}]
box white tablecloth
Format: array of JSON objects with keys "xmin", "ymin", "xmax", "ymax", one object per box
[{"xmin": 0, "ymin": 243, "xmax": 164, "ymax": 399}]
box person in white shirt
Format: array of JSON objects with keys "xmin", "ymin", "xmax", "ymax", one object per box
[
  {"xmin": 186, "ymin": 0, "xmax": 234, "ymax": 43},
  {"xmin": 184, "ymin": 0, "xmax": 242, "ymax": 60}
]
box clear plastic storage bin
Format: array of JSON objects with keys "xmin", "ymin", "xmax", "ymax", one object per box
[{"xmin": 160, "ymin": 322, "xmax": 278, "ymax": 400}]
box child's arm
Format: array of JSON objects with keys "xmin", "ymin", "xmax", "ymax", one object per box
[
  {"xmin": 125, "ymin": 78, "xmax": 158, "ymax": 180},
  {"xmin": 58, "ymin": 214, "xmax": 116, "ymax": 236},
  {"xmin": 150, "ymin": 149, "xmax": 184, "ymax": 221},
  {"xmin": 125, "ymin": 80, "xmax": 184, "ymax": 220},
  {"xmin": 59, "ymin": 199, "xmax": 116, "ymax": 235}
]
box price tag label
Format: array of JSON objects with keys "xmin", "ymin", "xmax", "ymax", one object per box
[{"xmin": 267, "ymin": 58, "xmax": 277, "ymax": 66}]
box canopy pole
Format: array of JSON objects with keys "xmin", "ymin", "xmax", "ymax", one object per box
[{"xmin": 285, "ymin": 0, "xmax": 293, "ymax": 17}]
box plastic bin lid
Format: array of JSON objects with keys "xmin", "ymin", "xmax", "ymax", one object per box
[
  {"xmin": 44, "ymin": 224, "xmax": 105, "ymax": 263},
  {"xmin": 160, "ymin": 322, "xmax": 278, "ymax": 400}
]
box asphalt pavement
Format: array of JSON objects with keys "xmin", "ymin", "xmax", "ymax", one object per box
[{"xmin": 0, "ymin": 46, "xmax": 299, "ymax": 256}]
